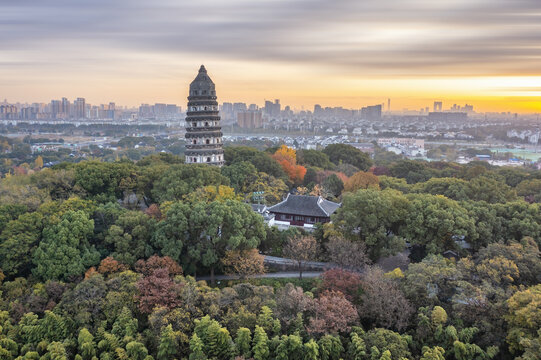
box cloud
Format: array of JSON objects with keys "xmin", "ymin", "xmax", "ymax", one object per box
[{"xmin": 0, "ymin": 0, "xmax": 540, "ymax": 77}]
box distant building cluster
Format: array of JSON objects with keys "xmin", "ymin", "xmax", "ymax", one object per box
[
  {"xmin": 0, "ymin": 98, "xmax": 182, "ymax": 122},
  {"xmin": 138, "ymin": 103, "xmax": 181, "ymax": 119}
]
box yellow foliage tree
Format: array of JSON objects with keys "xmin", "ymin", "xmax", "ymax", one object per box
[
  {"xmin": 343, "ymin": 171, "xmax": 380, "ymax": 192},
  {"xmin": 35, "ymin": 155, "xmax": 44, "ymax": 169}
]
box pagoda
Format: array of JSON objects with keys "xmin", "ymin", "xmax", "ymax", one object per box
[{"xmin": 184, "ymin": 65, "xmax": 224, "ymax": 166}]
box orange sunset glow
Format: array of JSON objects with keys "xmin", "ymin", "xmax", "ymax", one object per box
[{"xmin": 1, "ymin": 0, "xmax": 540, "ymax": 113}]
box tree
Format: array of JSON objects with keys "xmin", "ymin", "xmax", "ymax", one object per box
[
  {"xmin": 402, "ymin": 194, "xmax": 475, "ymax": 254},
  {"xmin": 307, "ymin": 290, "xmax": 359, "ymax": 335},
  {"xmin": 221, "ymin": 161, "xmax": 259, "ymax": 194},
  {"xmin": 420, "ymin": 346, "xmax": 445, "ymax": 360},
  {"xmin": 271, "ymin": 145, "xmax": 307, "ymax": 185},
  {"xmin": 317, "ymin": 335, "xmax": 343, "ymax": 360},
  {"xmin": 283, "ymin": 235, "xmax": 317, "ymax": 279},
  {"xmin": 322, "ymin": 174, "xmax": 344, "ymax": 198},
  {"xmin": 235, "ymin": 327, "xmax": 252, "ymax": 358},
  {"xmin": 184, "ymin": 199, "xmax": 265, "ymax": 281},
  {"xmin": 358, "ymin": 267, "xmax": 413, "ymax": 331},
  {"xmin": 465, "ymin": 176, "xmax": 516, "ymax": 203},
  {"xmin": 97, "ymin": 257, "xmax": 128, "ymax": 276},
  {"xmin": 323, "ymin": 144, "xmax": 372, "ymax": 171},
  {"xmin": 134, "ymin": 255, "xmax": 183, "ymax": 276},
  {"xmin": 77, "ymin": 328, "xmax": 96, "ymax": 360},
  {"xmin": 125, "ymin": 341, "xmax": 149, "ymax": 360},
  {"xmin": 222, "ymin": 249, "xmax": 265, "ymax": 279},
  {"xmin": 274, "ymin": 283, "xmax": 313, "ymax": 327},
  {"xmin": 224, "ymin": 146, "xmax": 286, "ymax": 179},
  {"xmin": 151, "ymin": 202, "xmax": 190, "ymax": 263},
  {"xmin": 32, "ymin": 210, "xmax": 99, "ymax": 281},
  {"xmin": 343, "ymin": 171, "xmax": 379, "ymax": 192},
  {"xmin": 304, "ymin": 339, "xmax": 319, "ymax": 360},
  {"xmin": 0, "ymin": 212, "xmax": 43, "ymax": 277},
  {"xmin": 297, "ymin": 149, "xmax": 333, "ymax": 169},
  {"xmin": 206, "ymin": 322, "xmax": 233, "ymax": 359},
  {"xmin": 403, "ymin": 254, "xmax": 458, "ymax": 306},
  {"xmin": 320, "ymin": 269, "xmax": 362, "ymax": 302},
  {"xmin": 411, "ymin": 177, "xmax": 469, "ymax": 201},
  {"xmin": 74, "ymin": 161, "xmax": 136, "ymax": 200},
  {"xmin": 189, "ymin": 333, "xmax": 207, "ymax": 360},
  {"xmin": 34, "ymin": 155, "xmax": 44, "ymax": 169},
  {"xmin": 505, "ymin": 284, "xmax": 541, "ymax": 355},
  {"xmin": 151, "ymin": 164, "xmax": 230, "ymax": 203},
  {"xmin": 136, "ymin": 268, "xmax": 182, "ymax": 314},
  {"xmin": 104, "ymin": 210, "xmax": 156, "ymax": 265},
  {"xmin": 325, "ymin": 235, "xmax": 370, "ymax": 270},
  {"xmin": 157, "ymin": 324, "xmax": 178, "ymax": 360},
  {"xmin": 516, "ymin": 179, "xmax": 541, "ymax": 203},
  {"xmin": 363, "ymin": 328, "xmax": 411, "ymax": 360},
  {"xmin": 252, "ymin": 326, "xmax": 270, "ymax": 360},
  {"xmin": 333, "ymin": 189, "xmax": 409, "ymax": 260}
]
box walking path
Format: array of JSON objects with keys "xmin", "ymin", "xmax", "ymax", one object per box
[{"xmin": 196, "ymin": 271, "xmax": 322, "ymax": 281}]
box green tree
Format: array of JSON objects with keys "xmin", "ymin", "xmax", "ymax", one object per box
[
  {"xmin": 0, "ymin": 212, "xmax": 43, "ymax": 277},
  {"xmin": 323, "ymin": 144, "xmax": 372, "ymax": 171},
  {"xmin": 32, "ymin": 210, "xmax": 99, "ymax": 281},
  {"xmin": 77, "ymin": 328, "xmax": 96, "ymax": 360},
  {"xmin": 322, "ymin": 174, "xmax": 344, "ymax": 198},
  {"xmin": 505, "ymin": 284, "xmax": 541, "ymax": 355},
  {"xmin": 151, "ymin": 202, "xmax": 190, "ymax": 263},
  {"xmin": 189, "ymin": 333, "xmax": 207, "ymax": 360},
  {"xmin": 221, "ymin": 161, "xmax": 258, "ymax": 194},
  {"xmin": 206, "ymin": 322, "xmax": 233, "ymax": 359},
  {"xmin": 184, "ymin": 199, "xmax": 265, "ymax": 281},
  {"xmin": 105, "ymin": 210, "xmax": 156, "ymax": 265},
  {"xmin": 333, "ymin": 189, "xmax": 409, "ymax": 260},
  {"xmin": 297, "ymin": 149, "xmax": 333, "ymax": 169},
  {"xmin": 235, "ymin": 327, "xmax": 252, "ymax": 359},
  {"xmin": 252, "ymin": 326, "xmax": 270, "ymax": 360},
  {"xmin": 304, "ymin": 339, "xmax": 319, "ymax": 360},
  {"xmin": 125, "ymin": 341, "xmax": 149, "ymax": 360},
  {"xmin": 157, "ymin": 324, "xmax": 178, "ymax": 360},
  {"xmin": 317, "ymin": 335, "xmax": 343, "ymax": 360},
  {"xmin": 152, "ymin": 164, "xmax": 229, "ymax": 203},
  {"xmin": 402, "ymin": 194, "xmax": 475, "ymax": 254}
]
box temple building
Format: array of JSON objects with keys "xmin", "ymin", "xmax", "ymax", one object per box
[{"xmin": 184, "ymin": 65, "xmax": 224, "ymax": 166}]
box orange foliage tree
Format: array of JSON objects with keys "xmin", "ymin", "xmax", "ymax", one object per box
[
  {"xmin": 272, "ymin": 145, "xmax": 306, "ymax": 185},
  {"xmin": 343, "ymin": 171, "xmax": 380, "ymax": 192}
]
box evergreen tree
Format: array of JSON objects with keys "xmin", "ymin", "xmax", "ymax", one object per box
[
  {"xmin": 235, "ymin": 327, "xmax": 252, "ymax": 359},
  {"xmin": 157, "ymin": 325, "xmax": 178, "ymax": 360},
  {"xmin": 252, "ymin": 326, "xmax": 269, "ymax": 360},
  {"xmin": 206, "ymin": 322, "xmax": 232, "ymax": 360},
  {"xmin": 189, "ymin": 333, "xmax": 207, "ymax": 360}
]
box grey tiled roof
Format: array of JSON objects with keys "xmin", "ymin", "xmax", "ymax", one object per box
[{"xmin": 267, "ymin": 194, "xmax": 340, "ymax": 218}]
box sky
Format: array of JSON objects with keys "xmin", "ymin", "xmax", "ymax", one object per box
[{"xmin": 1, "ymin": 0, "xmax": 540, "ymax": 113}]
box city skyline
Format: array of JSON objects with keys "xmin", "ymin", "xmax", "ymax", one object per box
[{"xmin": 1, "ymin": 0, "xmax": 540, "ymax": 113}]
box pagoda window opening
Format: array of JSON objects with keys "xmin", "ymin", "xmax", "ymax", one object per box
[
  {"xmin": 206, "ymin": 139, "xmax": 210, "ymax": 144},
  {"xmin": 192, "ymin": 122, "xmax": 197, "ymax": 127},
  {"xmin": 206, "ymin": 157, "xmax": 211, "ymax": 162},
  {"xmin": 192, "ymin": 139, "xmax": 197, "ymax": 144},
  {"xmin": 205, "ymin": 122, "xmax": 209, "ymax": 126}
]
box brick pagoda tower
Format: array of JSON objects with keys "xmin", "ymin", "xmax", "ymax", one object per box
[{"xmin": 184, "ymin": 65, "xmax": 224, "ymax": 166}]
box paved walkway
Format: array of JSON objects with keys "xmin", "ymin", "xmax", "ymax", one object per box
[{"xmin": 196, "ymin": 271, "xmax": 323, "ymax": 281}]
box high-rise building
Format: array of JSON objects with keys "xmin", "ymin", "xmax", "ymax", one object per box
[
  {"xmin": 184, "ymin": 65, "xmax": 224, "ymax": 166},
  {"xmin": 433, "ymin": 101, "xmax": 442, "ymax": 112},
  {"xmin": 360, "ymin": 104, "xmax": 382, "ymax": 120},
  {"xmin": 74, "ymin": 97, "xmax": 86, "ymax": 119},
  {"xmin": 387, "ymin": 98, "xmax": 391, "ymax": 113}
]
